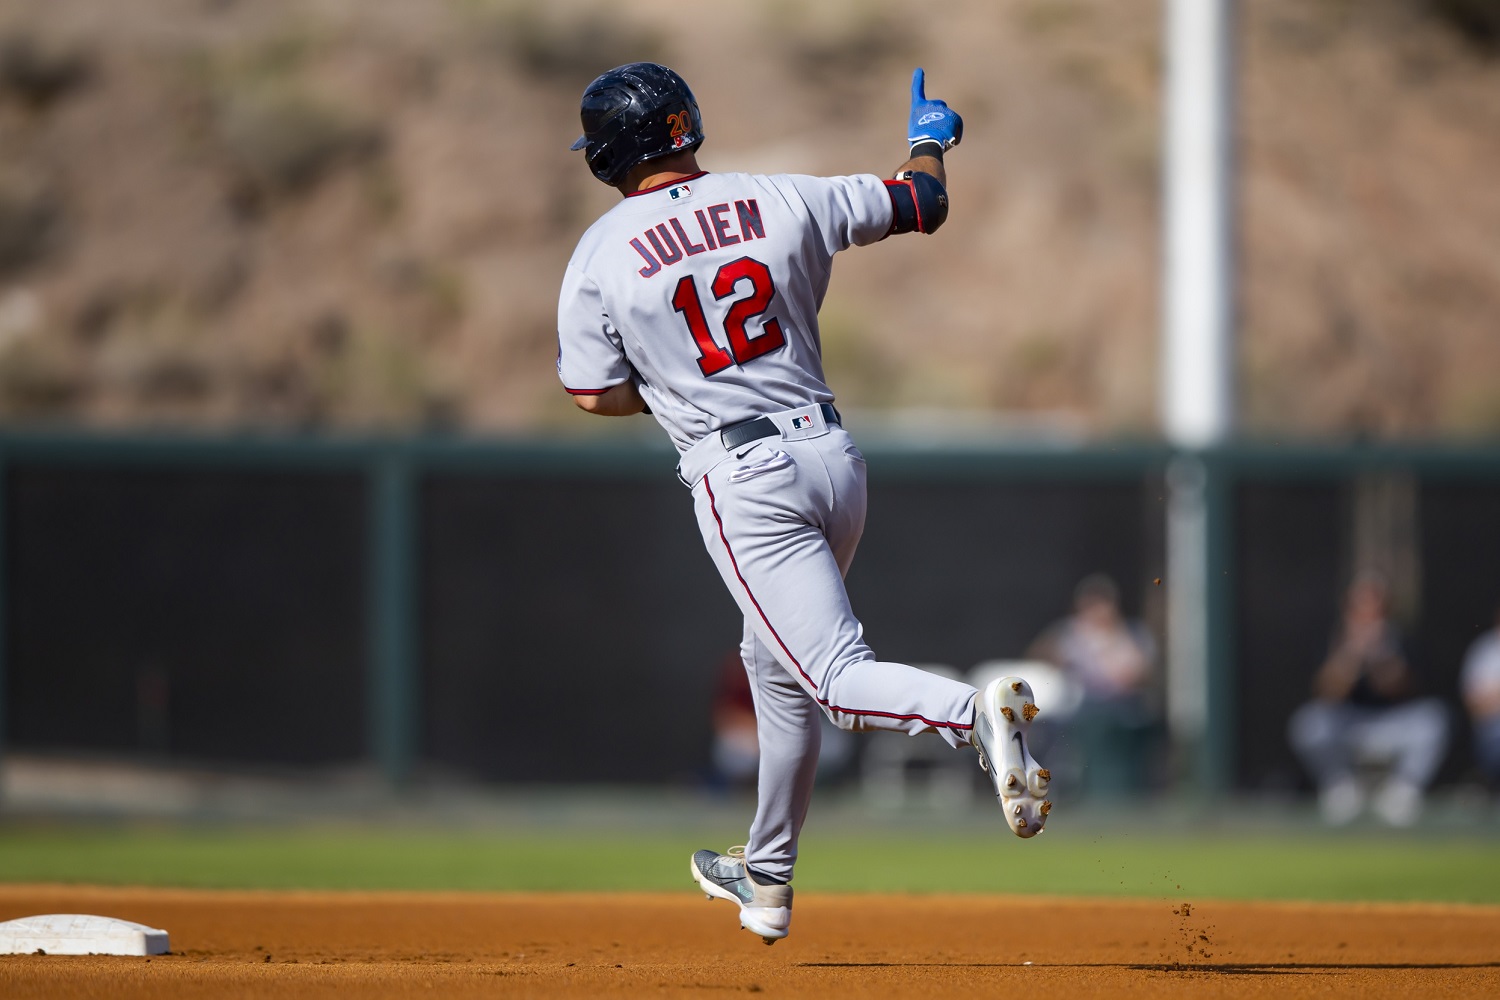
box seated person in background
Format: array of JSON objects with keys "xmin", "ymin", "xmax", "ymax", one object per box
[
  {"xmin": 1028, "ymin": 573, "xmax": 1160, "ymax": 795},
  {"xmin": 1460, "ymin": 600, "xmax": 1500, "ymax": 792},
  {"xmin": 709, "ymin": 650, "xmax": 761, "ymax": 790},
  {"xmin": 709, "ymin": 649, "xmax": 856, "ymax": 791},
  {"xmin": 1287, "ymin": 573, "xmax": 1449, "ymax": 827}
]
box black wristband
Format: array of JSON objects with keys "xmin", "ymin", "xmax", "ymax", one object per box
[{"xmin": 908, "ymin": 140, "xmax": 945, "ymax": 161}]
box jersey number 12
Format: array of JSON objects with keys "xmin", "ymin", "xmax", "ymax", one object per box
[{"xmin": 671, "ymin": 257, "xmax": 786, "ymax": 377}]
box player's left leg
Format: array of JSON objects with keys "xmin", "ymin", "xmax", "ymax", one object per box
[
  {"xmin": 740, "ymin": 625, "xmax": 820, "ymax": 885},
  {"xmin": 688, "ymin": 625, "xmax": 817, "ymax": 944}
]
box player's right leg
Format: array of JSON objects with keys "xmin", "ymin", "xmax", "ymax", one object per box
[{"xmin": 971, "ymin": 676, "xmax": 1052, "ymax": 837}]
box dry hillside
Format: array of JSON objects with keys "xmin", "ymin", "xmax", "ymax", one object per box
[{"xmin": 0, "ymin": 0, "xmax": 1496, "ymax": 437}]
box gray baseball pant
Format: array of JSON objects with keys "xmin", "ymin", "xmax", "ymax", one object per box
[{"xmin": 685, "ymin": 420, "xmax": 978, "ymax": 883}]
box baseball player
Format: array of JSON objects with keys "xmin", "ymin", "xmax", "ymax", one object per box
[{"xmin": 557, "ymin": 62, "xmax": 1049, "ymax": 944}]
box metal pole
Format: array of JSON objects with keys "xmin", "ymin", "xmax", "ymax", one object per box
[
  {"xmin": 1163, "ymin": 0, "xmax": 1237, "ymax": 793},
  {"xmin": 1165, "ymin": 456, "xmax": 1209, "ymax": 750},
  {"xmin": 368, "ymin": 447, "xmax": 419, "ymax": 788},
  {"xmin": 1164, "ymin": 0, "xmax": 1236, "ymax": 446},
  {"xmin": 1203, "ymin": 456, "xmax": 1236, "ymax": 791}
]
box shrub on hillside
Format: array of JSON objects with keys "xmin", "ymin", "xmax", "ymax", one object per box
[
  {"xmin": 214, "ymin": 87, "xmax": 384, "ymax": 200},
  {"xmin": 0, "ymin": 31, "xmax": 91, "ymax": 110},
  {"xmin": 0, "ymin": 172, "xmax": 60, "ymax": 275},
  {"xmin": 1424, "ymin": 0, "xmax": 1500, "ymax": 54}
]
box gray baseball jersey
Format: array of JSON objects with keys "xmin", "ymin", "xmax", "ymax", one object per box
[
  {"xmin": 557, "ymin": 170, "xmax": 891, "ymax": 452},
  {"xmin": 557, "ymin": 168, "xmax": 978, "ymax": 885}
]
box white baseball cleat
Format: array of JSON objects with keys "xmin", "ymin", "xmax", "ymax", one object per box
[
  {"xmin": 972, "ymin": 676, "xmax": 1051, "ymax": 838},
  {"xmin": 689, "ymin": 846, "xmax": 792, "ymax": 945}
]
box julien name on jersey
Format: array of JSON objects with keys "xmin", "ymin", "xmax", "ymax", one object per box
[{"xmin": 628, "ymin": 185, "xmax": 767, "ymax": 278}]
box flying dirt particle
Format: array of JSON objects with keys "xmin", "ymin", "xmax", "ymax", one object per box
[{"xmin": 1154, "ymin": 578, "xmax": 1162, "ymax": 586}]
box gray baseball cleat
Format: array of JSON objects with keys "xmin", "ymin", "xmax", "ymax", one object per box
[
  {"xmin": 973, "ymin": 676, "xmax": 1052, "ymax": 838},
  {"xmin": 689, "ymin": 846, "xmax": 792, "ymax": 944}
]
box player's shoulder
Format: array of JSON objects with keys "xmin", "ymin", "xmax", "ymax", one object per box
[{"xmin": 566, "ymin": 203, "xmax": 633, "ymax": 274}]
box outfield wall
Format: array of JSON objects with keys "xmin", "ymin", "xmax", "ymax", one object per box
[{"xmin": 1, "ymin": 432, "xmax": 1496, "ymax": 793}]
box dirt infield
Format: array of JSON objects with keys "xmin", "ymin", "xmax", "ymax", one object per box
[{"xmin": 2, "ymin": 886, "xmax": 1498, "ymax": 998}]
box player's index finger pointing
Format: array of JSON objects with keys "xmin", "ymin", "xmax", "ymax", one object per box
[{"xmin": 911, "ymin": 67, "xmax": 925, "ymax": 103}]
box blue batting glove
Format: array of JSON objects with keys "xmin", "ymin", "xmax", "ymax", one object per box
[{"xmin": 907, "ymin": 67, "xmax": 962, "ymax": 151}]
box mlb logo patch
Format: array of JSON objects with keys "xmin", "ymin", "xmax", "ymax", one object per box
[
  {"xmin": 669, "ymin": 183, "xmax": 692, "ymax": 200},
  {"xmin": 791, "ymin": 413, "xmax": 814, "ymax": 430}
]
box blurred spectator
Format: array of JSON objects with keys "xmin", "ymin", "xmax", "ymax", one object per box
[
  {"xmin": 709, "ymin": 651, "xmax": 760, "ymax": 790},
  {"xmin": 1460, "ymin": 601, "xmax": 1500, "ymax": 791},
  {"xmin": 1288, "ymin": 574, "xmax": 1449, "ymax": 827},
  {"xmin": 1027, "ymin": 573, "xmax": 1161, "ymax": 796}
]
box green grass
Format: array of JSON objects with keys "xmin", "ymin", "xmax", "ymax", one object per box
[{"xmin": 1, "ymin": 825, "xmax": 1496, "ymax": 904}]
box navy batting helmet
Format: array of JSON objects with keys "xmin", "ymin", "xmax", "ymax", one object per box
[{"xmin": 569, "ymin": 62, "xmax": 704, "ymax": 186}]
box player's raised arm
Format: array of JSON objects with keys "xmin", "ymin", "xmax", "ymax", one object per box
[{"xmin": 884, "ymin": 67, "xmax": 961, "ymax": 236}]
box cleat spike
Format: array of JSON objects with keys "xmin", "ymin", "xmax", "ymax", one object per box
[
  {"xmin": 1006, "ymin": 774, "xmax": 1018, "ymax": 788},
  {"xmin": 1016, "ymin": 817, "xmax": 1027, "ymax": 828},
  {"xmin": 1011, "ymin": 681, "xmax": 1023, "ymax": 693},
  {"xmin": 1037, "ymin": 768, "xmax": 1051, "ymax": 781},
  {"xmin": 1040, "ymin": 800, "xmax": 1052, "ymax": 816},
  {"xmin": 1022, "ymin": 702, "xmax": 1039, "ymax": 722},
  {"xmin": 1013, "ymin": 804, "xmax": 1022, "ymax": 816},
  {"xmin": 1000, "ymin": 707, "xmax": 1015, "ymax": 722}
]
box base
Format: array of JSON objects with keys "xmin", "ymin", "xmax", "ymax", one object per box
[{"xmin": 0, "ymin": 914, "xmax": 169, "ymax": 956}]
